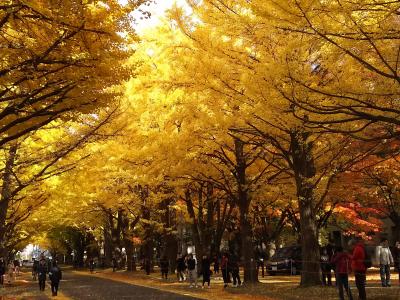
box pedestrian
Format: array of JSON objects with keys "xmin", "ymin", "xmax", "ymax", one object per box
[
  {"xmin": 394, "ymin": 241, "xmax": 400, "ymax": 283},
  {"xmin": 176, "ymin": 254, "xmax": 186, "ymax": 281},
  {"xmin": 186, "ymin": 254, "xmax": 197, "ymax": 288},
  {"xmin": 144, "ymin": 257, "xmax": 151, "ymax": 275},
  {"xmin": 13, "ymin": 259, "xmax": 20, "ymax": 277},
  {"xmin": 331, "ymin": 246, "xmax": 353, "ymax": 300},
  {"xmin": 321, "ymin": 247, "xmax": 332, "ymax": 286},
  {"xmin": 221, "ymin": 253, "xmax": 229, "ymax": 288},
  {"xmin": 213, "ymin": 255, "xmax": 220, "ymax": 275},
  {"xmin": 89, "ymin": 258, "xmax": 95, "ymax": 273},
  {"xmin": 160, "ymin": 256, "xmax": 169, "ymax": 280},
  {"xmin": 376, "ymin": 238, "xmax": 394, "ymax": 287},
  {"xmin": 350, "ymin": 238, "xmax": 367, "ymax": 300},
  {"xmin": 49, "ymin": 261, "xmax": 62, "ymax": 296},
  {"xmin": 201, "ymin": 255, "xmax": 211, "ymax": 288},
  {"xmin": 256, "ymin": 248, "xmax": 265, "ymax": 278},
  {"xmin": 0, "ymin": 258, "xmax": 5, "ymax": 286},
  {"xmin": 230, "ymin": 254, "xmax": 241, "ymax": 287},
  {"xmin": 38, "ymin": 258, "xmax": 47, "ymax": 291},
  {"xmin": 32, "ymin": 259, "xmax": 39, "ymax": 281},
  {"xmin": 112, "ymin": 257, "xmax": 117, "ymax": 272},
  {"xmin": 7, "ymin": 261, "xmax": 14, "ymax": 285}
]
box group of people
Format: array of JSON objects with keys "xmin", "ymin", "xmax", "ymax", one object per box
[
  {"xmin": 175, "ymin": 253, "xmax": 212, "ymax": 288},
  {"xmin": 31, "ymin": 257, "xmax": 63, "ymax": 296},
  {"xmin": 0, "ymin": 258, "xmax": 20, "ymax": 286},
  {"xmin": 158, "ymin": 252, "xmax": 241, "ymax": 289},
  {"xmin": 320, "ymin": 238, "xmax": 400, "ymax": 300}
]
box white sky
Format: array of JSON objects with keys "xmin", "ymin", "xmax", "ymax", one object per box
[{"xmin": 129, "ymin": 0, "xmax": 189, "ymax": 33}]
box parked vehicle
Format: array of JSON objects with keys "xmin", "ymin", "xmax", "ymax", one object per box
[
  {"xmin": 266, "ymin": 246, "xmax": 301, "ymax": 275},
  {"xmin": 22, "ymin": 259, "xmax": 34, "ymax": 267}
]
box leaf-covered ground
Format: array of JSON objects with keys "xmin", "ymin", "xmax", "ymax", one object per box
[{"xmin": 85, "ymin": 268, "xmax": 400, "ymax": 300}]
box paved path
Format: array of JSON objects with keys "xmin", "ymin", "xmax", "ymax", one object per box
[{"xmin": 60, "ymin": 271, "xmax": 202, "ymax": 300}]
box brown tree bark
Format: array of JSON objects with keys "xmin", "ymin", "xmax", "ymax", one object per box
[{"xmin": 290, "ymin": 130, "xmax": 321, "ymax": 286}]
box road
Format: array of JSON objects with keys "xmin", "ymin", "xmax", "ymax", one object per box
[{"xmin": 60, "ymin": 271, "xmax": 202, "ymax": 300}]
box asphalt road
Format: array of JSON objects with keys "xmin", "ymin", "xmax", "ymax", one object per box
[{"xmin": 60, "ymin": 272, "xmax": 202, "ymax": 300}]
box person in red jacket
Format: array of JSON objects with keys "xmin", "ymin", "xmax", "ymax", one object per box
[
  {"xmin": 331, "ymin": 246, "xmax": 353, "ymax": 300},
  {"xmin": 351, "ymin": 239, "xmax": 367, "ymax": 300}
]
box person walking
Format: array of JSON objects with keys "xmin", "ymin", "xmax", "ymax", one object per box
[
  {"xmin": 321, "ymin": 247, "xmax": 332, "ymax": 286},
  {"xmin": 0, "ymin": 258, "xmax": 5, "ymax": 286},
  {"xmin": 13, "ymin": 260, "xmax": 20, "ymax": 277},
  {"xmin": 230, "ymin": 254, "xmax": 241, "ymax": 287},
  {"xmin": 32, "ymin": 259, "xmax": 39, "ymax": 281},
  {"xmin": 112, "ymin": 257, "xmax": 117, "ymax": 272},
  {"xmin": 89, "ymin": 258, "xmax": 95, "ymax": 273},
  {"xmin": 376, "ymin": 238, "xmax": 394, "ymax": 287},
  {"xmin": 186, "ymin": 254, "xmax": 197, "ymax": 288},
  {"xmin": 160, "ymin": 256, "xmax": 169, "ymax": 280},
  {"xmin": 176, "ymin": 254, "xmax": 186, "ymax": 282},
  {"xmin": 213, "ymin": 255, "xmax": 220, "ymax": 275},
  {"xmin": 351, "ymin": 239, "xmax": 367, "ymax": 300},
  {"xmin": 38, "ymin": 258, "xmax": 47, "ymax": 291},
  {"xmin": 7, "ymin": 261, "xmax": 14, "ymax": 285},
  {"xmin": 221, "ymin": 253, "xmax": 229, "ymax": 288},
  {"xmin": 331, "ymin": 246, "xmax": 353, "ymax": 300},
  {"xmin": 394, "ymin": 241, "xmax": 400, "ymax": 283},
  {"xmin": 201, "ymin": 255, "xmax": 211, "ymax": 288},
  {"xmin": 49, "ymin": 261, "xmax": 62, "ymax": 296}
]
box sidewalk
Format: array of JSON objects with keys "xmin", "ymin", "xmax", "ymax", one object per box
[{"xmin": 76, "ymin": 268, "xmax": 400, "ymax": 300}]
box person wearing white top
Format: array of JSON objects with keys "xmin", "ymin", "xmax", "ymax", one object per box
[{"xmin": 375, "ymin": 238, "xmax": 394, "ymax": 287}]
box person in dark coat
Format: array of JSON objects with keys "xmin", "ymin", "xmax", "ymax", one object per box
[
  {"xmin": 32, "ymin": 259, "xmax": 39, "ymax": 281},
  {"xmin": 176, "ymin": 254, "xmax": 186, "ymax": 281},
  {"xmin": 49, "ymin": 261, "xmax": 62, "ymax": 296},
  {"xmin": 321, "ymin": 247, "xmax": 332, "ymax": 286},
  {"xmin": 160, "ymin": 256, "xmax": 169, "ymax": 279},
  {"xmin": 221, "ymin": 253, "xmax": 229, "ymax": 288},
  {"xmin": 0, "ymin": 258, "xmax": 5, "ymax": 286},
  {"xmin": 144, "ymin": 257, "xmax": 151, "ymax": 275},
  {"xmin": 38, "ymin": 258, "xmax": 47, "ymax": 291},
  {"xmin": 393, "ymin": 241, "xmax": 400, "ymax": 283},
  {"xmin": 213, "ymin": 255, "xmax": 220, "ymax": 275},
  {"xmin": 201, "ymin": 255, "xmax": 211, "ymax": 288},
  {"xmin": 230, "ymin": 254, "xmax": 241, "ymax": 287}
]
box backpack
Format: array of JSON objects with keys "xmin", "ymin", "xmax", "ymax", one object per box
[{"xmin": 364, "ymin": 248, "xmax": 372, "ymax": 269}]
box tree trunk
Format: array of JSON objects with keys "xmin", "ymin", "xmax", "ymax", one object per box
[
  {"xmin": 240, "ymin": 211, "xmax": 257, "ymax": 283},
  {"xmin": 0, "ymin": 143, "xmax": 18, "ymax": 254},
  {"xmin": 234, "ymin": 138, "xmax": 258, "ymax": 283},
  {"xmin": 290, "ymin": 129, "xmax": 321, "ymax": 286}
]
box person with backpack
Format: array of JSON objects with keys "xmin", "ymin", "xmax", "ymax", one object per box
[
  {"xmin": 331, "ymin": 246, "xmax": 353, "ymax": 300},
  {"xmin": 375, "ymin": 238, "xmax": 394, "ymax": 287},
  {"xmin": 351, "ymin": 238, "xmax": 367, "ymax": 300},
  {"xmin": 49, "ymin": 261, "xmax": 62, "ymax": 296}
]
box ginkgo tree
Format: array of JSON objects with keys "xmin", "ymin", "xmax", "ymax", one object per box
[{"xmin": 0, "ymin": 0, "xmax": 148, "ymax": 146}]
